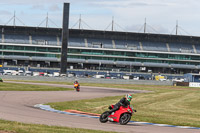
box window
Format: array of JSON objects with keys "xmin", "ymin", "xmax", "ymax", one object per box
[
  {"xmin": 25, "ymin": 47, "xmax": 35, "ymax": 51},
  {"xmin": 14, "ymin": 46, "xmax": 24, "ymax": 50},
  {"xmin": 4, "ymin": 46, "xmax": 13, "ymax": 50},
  {"xmin": 36, "ymin": 47, "xmax": 47, "ymax": 52}
]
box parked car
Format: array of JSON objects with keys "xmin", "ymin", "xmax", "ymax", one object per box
[
  {"xmin": 60, "ymin": 74, "xmax": 66, "ymax": 77},
  {"xmin": 68, "ymin": 73, "xmax": 75, "ymax": 77},
  {"xmin": 133, "ymin": 76, "xmax": 139, "ymax": 80},
  {"xmin": 105, "ymin": 76, "xmax": 111, "ymax": 79},
  {"xmin": 159, "ymin": 78, "xmax": 167, "ymax": 81},
  {"xmin": 17, "ymin": 70, "xmax": 24, "ymax": 76},
  {"xmin": 94, "ymin": 75, "xmax": 105, "ymax": 78},
  {"xmin": 53, "ymin": 72, "xmax": 60, "ymax": 77},
  {"xmin": 172, "ymin": 78, "xmax": 184, "ymax": 82},
  {"xmin": 123, "ymin": 75, "xmax": 133, "ymax": 80},
  {"xmin": 3, "ymin": 70, "xmax": 13, "ymax": 75},
  {"xmin": 25, "ymin": 71, "xmax": 32, "ymax": 76},
  {"xmin": 33, "ymin": 72, "xmax": 39, "ymax": 76},
  {"xmin": 39, "ymin": 72, "xmax": 45, "ymax": 76}
]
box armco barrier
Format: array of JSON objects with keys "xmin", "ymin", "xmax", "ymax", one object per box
[{"xmin": 0, "ymin": 75, "xmax": 173, "ymax": 86}]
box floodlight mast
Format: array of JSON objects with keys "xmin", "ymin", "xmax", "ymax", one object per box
[
  {"xmin": 60, "ymin": 3, "xmax": 70, "ymax": 74},
  {"xmin": 13, "ymin": 11, "xmax": 16, "ymax": 26},
  {"xmin": 176, "ymin": 20, "xmax": 178, "ymax": 35},
  {"xmin": 46, "ymin": 13, "xmax": 48, "ymax": 28},
  {"xmin": 144, "ymin": 18, "xmax": 146, "ymax": 33},
  {"xmin": 79, "ymin": 14, "xmax": 81, "ymax": 29},
  {"xmin": 112, "ymin": 16, "xmax": 114, "ymax": 31}
]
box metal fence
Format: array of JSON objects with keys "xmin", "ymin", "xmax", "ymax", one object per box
[{"xmin": 1, "ymin": 75, "xmax": 173, "ymax": 86}]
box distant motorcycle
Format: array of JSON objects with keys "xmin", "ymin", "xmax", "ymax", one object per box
[
  {"xmin": 99, "ymin": 105, "xmax": 136, "ymax": 125},
  {"xmin": 74, "ymin": 83, "xmax": 80, "ymax": 92}
]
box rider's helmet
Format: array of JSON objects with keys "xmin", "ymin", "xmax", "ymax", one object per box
[
  {"xmin": 125, "ymin": 94, "xmax": 132, "ymax": 102},
  {"xmin": 75, "ymin": 80, "xmax": 78, "ymax": 83}
]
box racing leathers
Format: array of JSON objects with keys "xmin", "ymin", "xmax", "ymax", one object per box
[{"xmin": 108, "ymin": 97, "xmax": 130, "ymax": 114}]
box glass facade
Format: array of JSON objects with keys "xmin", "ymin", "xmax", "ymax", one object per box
[
  {"xmin": 68, "ymin": 48, "xmax": 200, "ymax": 65},
  {"xmin": 1, "ymin": 44, "xmax": 200, "ymax": 66},
  {"xmin": 0, "ymin": 45, "xmax": 61, "ymax": 53}
]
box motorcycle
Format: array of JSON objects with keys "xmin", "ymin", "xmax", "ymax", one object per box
[
  {"xmin": 74, "ymin": 83, "xmax": 80, "ymax": 92},
  {"xmin": 99, "ymin": 105, "xmax": 136, "ymax": 125}
]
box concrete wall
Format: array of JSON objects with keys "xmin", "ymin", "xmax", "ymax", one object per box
[{"xmin": 1, "ymin": 75, "xmax": 173, "ymax": 86}]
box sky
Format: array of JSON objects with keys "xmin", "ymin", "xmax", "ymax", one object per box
[{"xmin": 0, "ymin": 0, "xmax": 200, "ymax": 36}]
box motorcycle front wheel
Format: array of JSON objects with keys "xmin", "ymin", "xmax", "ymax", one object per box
[
  {"xmin": 119, "ymin": 113, "xmax": 131, "ymax": 125},
  {"xmin": 99, "ymin": 111, "xmax": 109, "ymax": 123}
]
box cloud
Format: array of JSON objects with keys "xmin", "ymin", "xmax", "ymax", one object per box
[
  {"xmin": 0, "ymin": 10, "xmax": 12, "ymax": 16},
  {"xmin": 0, "ymin": 10, "xmax": 13, "ymax": 24},
  {"xmin": 89, "ymin": 0, "xmax": 175, "ymax": 8},
  {"xmin": 31, "ymin": 4, "xmax": 46, "ymax": 10},
  {"xmin": 0, "ymin": 0, "xmax": 63, "ymax": 5},
  {"xmin": 48, "ymin": 4, "xmax": 60, "ymax": 12},
  {"xmin": 1, "ymin": 0, "xmax": 200, "ymax": 36}
]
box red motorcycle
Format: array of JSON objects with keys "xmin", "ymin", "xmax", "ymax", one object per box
[
  {"xmin": 74, "ymin": 83, "xmax": 80, "ymax": 92},
  {"xmin": 99, "ymin": 105, "xmax": 136, "ymax": 125}
]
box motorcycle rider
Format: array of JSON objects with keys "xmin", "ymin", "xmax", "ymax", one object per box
[
  {"xmin": 74, "ymin": 80, "xmax": 80, "ymax": 88},
  {"xmin": 108, "ymin": 94, "xmax": 132, "ymax": 114}
]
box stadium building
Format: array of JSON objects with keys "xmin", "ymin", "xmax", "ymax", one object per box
[{"xmin": 0, "ymin": 25, "xmax": 200, "ymax": 74}]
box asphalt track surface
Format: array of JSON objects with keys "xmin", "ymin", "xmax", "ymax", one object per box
[{"xmin": 0, "ymin": 81, "xmax": 199, "ymax": 133}]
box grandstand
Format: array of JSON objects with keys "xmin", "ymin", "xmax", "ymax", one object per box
[{"xmin": 0, "ymin": 25, "xmax": 200, "ymax": 74}]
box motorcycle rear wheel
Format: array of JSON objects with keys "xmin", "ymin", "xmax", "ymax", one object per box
[
  {"xmin": 119, "ymin": 113, "xmax": 131, "ymax": 125},
  {"xmin": 76, "ymin": 87, "xmax": 80, "ymax": 92},
  {"xmin": 99, "ymin": 111, "xmax": 109, "ymax": 123}
]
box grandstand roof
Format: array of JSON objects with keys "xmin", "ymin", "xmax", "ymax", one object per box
[{"xmin": 1, "ymin": 25, "xmax": 200, "ymax": 44}]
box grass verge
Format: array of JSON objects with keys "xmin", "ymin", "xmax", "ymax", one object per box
[
  {"xmin": 0, "ymin": 82, "xmax": 73, "ymax": 91},
  {"xmin": 47, "ymin": 84, "xmax": 200, "ymax": 128},
  {"xmin": 0, "ymin": 119, "xmax": 116, "ymax": 133}
]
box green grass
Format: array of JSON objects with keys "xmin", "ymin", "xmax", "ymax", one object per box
[
  {"xmin": 0, "ymin": 82, "xmax": 73, "ymax": 91},
  {"xmin": 0, "ymin": 119, "xmax": 116, "ymax": 133},
  {"xmin": 47, "ymin": 84, "xmax": 200, "ymax": 128}
]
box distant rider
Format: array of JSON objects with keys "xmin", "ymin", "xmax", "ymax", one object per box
[
  {"xmin": 108, "ymin": 94, "xmax": 132, "ymax": 114},
  {"xmin": 74, "ymin": 80, "xmax": 80, "ymax": 88}
]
